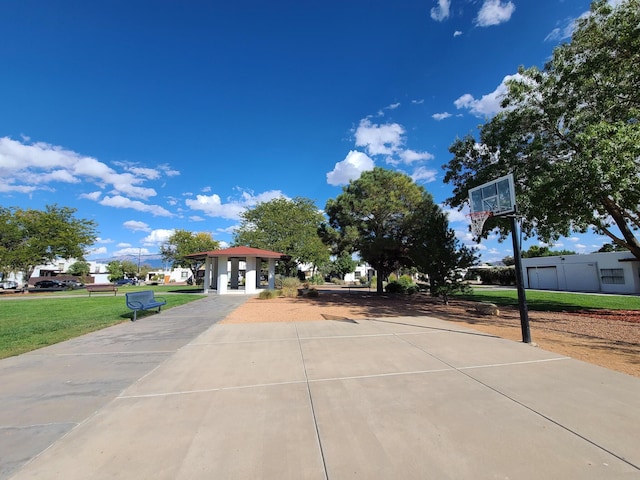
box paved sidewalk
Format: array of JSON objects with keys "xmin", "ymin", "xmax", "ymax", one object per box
[
  {"xmin": 0, "ymin": 294, "xmax": 251, "ymax": 480},
  {"xmin": 3, "ymin": 301, "xmax": 640, "ymax": 479}
]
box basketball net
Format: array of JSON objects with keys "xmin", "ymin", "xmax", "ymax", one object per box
[{"xmin": 466, "ymin": 211, "xmax": 493, "ymax": 237}]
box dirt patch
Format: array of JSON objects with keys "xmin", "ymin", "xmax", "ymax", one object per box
[{"xmin": 222, "ymin": 288, "xmax": 640, "ymax": 378}]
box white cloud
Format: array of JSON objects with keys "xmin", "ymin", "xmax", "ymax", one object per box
[
  {"xmin": 87, "ymin": 246, "xmax": 108, "ymax": 256},
  {"xmin": 99, "ymin": 195, "xmax": 173, "ymax": 217},
  {"xmin": 442, "ymin": 206, "xmax": 469, "ymax": 223},
  {"xmin": 410, "ymin": 167, "xmax": 438, "ymax": 183},
  {"xmin": 121, "ymin": 165, "xmax": 160, "ymax": 180},
  {"xmin": 430, "ymin": 0, "xmax": 450, "ymax": 21},
  {"xmin": 475, "ymin": 0, "xmax": 515, "ymax": 27},
  {"xmin": 326, "ymin": 150, "xmax": 375, "ymax": 186},
  {"xmin": 398, "ymin": 149, "xmax": 434, "ymax": 165},
  {"xmin": 79, "ymin": 191, "xmax": 102, "ymax": 201},
  {"xmin": 453, "ymin": 30, "xmax": 462, "ymax": 37},
  {"xmin": 432, "ymin": 112, "xmax": 452, "ymax": 121},
  {"xmin": 386, "ymin": 102, "xmax": 400, "ymax": 110},
  {"xmin": 454, "ymin": 73, "xmax": 521, "ymax": 117},
  {"xmin": 217, "ymin": 225, "xmax": 238, "ymax": 235},
  {"xmin": 189, "ymin": 215, "xmax": 205, "ymax": 221},
  {"xmin": 123, "ymin": 220, "xmax": 151, "ymax": 232},
  {"xmin": 354, "ymin": 118, "xmax": 405, "ymax": 156},
  {"xmin": 185, "ymin": 189, "xmax": 287, "ymax": 220},
  {"xmin": 411, "ymin": 99, "xmax": 424, "ymax": 105},
  {"xmin": 142, "ymin": 229, "xmax": 175, "ymax": 246},
  {"xmin": 96, "ymin": 237, "xmax": 114, "ymax": 244},
  {"xmin": 158, "ymin": 164, "xmax": 180, "ymax": 177},
  {"xmin": 0, "ymin": 136, "xmax": 176, "ymax": 201},
  {"xmin": 117, "ymin": 242, "xmax": 132, "ymax": 248},
  {"xmin": 454, "ymin": 229, "xmax": 475, "ymax": 244}
]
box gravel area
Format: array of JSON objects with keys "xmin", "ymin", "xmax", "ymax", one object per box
[{"xmin": 222, "ymin": 288, "xmax": 640, "ymax": 378}]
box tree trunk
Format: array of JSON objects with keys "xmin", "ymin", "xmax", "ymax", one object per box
[{"xmin": 601, "ymin": 196, "xmax": 640, "ymax": 260}]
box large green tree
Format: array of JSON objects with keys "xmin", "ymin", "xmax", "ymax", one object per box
[
  {"xmin": 160, "ymin": 230, "xmax": 220, "ymax": 283},
  {"xmin": 67, "ymin": 260, "xmax": 91, "ymax": 277},
  {"xmin": 409, "ymin": 202, "xmax": 477, "ymax": 304},
  {"xmin": 443, "ymin": 0, "xmax": 640, "ymax": 259},
  {"xmin": 233, "ymin": 197, "xmax": 329, "ymax": 275},
  {"xmin": 324, "ymin": 168, "xmax": 430, "ymax": 293},
  {"xmin": 0, "ymin": 205, "xmax": 97, "ymax": 280},
  {"xmin": 106, "ymin": 261, "xmax": 125, "ymax": 282},
  {"xmin": 329, "ymin": 251, "xmax": 358, "ymax": 280}
]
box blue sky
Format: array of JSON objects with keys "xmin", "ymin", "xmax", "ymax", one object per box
[{"xmin": 0, "ymin": 0, "xmax": 614, "ymax": 264}]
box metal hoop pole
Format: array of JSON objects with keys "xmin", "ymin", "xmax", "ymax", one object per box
[{"xmin": 510, "ymin": 215, "xmax": 531, "ymax": 343}]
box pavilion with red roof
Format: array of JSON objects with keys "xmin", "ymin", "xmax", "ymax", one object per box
[{"xmin": 185, "ymin": 246, "xmax": 288, "ymax": 294}]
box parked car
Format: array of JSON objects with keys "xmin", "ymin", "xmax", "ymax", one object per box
[
  {"xmin": 34, "ymin": 279, "xmax": 65, "ymax": 289},
  {"xmin": 115, "ymin": 278, "xmax": 135, "ymax": 285},
  {"xmin": 62, "ymin": 279, "xmax": 84, "ymax": 288},
  {"xmin": 0, "ymin": 280, "xmax": 19, "ymax": 290}
]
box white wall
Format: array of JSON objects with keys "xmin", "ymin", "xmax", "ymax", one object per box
[
  {"xmin": 344, "ymin": 264, "xmax": 374, "ymax": 283},
  {"xmin": 522, "ymin": 252, "xmax": 640, "ymax": 294}
]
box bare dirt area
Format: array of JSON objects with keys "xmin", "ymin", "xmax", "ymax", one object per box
[{"xmin": 222, "ymin": 288, "xmax": 640, "ymax": 378}]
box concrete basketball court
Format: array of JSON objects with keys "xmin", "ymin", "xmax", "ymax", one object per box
[{"xmin": 1, "ymin": 295, "xmax": 639, "ymax": 479}]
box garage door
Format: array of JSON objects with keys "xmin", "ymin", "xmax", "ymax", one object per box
[
  {"xmin": 527, "ymin": 266, "xmax": 559, "ymax": 290},
  {"xmin": 564, "ymin": 263, "xmax": 599, "ymax": 292}
]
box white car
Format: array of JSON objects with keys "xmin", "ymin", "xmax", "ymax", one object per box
[{"xmin": 0, "ymin": 280, "xmax": 19, "ymax": 290}]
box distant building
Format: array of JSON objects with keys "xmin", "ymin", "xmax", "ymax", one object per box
[
  {"xmin": 522, "ymin": 251, "xmax": 640, "ymax": 294},
  {"xmin": 343, "ymin": 263, "xmax": 375, "ymax": 284}
]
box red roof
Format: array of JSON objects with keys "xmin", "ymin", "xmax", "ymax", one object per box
[{"xmin": 185, "ymin": 246, "xmax": 286, "ymax": 259}]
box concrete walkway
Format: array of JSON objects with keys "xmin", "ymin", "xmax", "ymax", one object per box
[{"xmin": 2, "ymin": 297, "xmax": 639, "ymax": 479}]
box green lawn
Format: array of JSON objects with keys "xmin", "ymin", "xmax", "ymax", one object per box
[
  {"xmin": 456, "ymin": 288, "xmax": 640, "ymax": 312},
  {"xmin": 0, "ymin": 287, "xmax": 206, "ymax": 359}
]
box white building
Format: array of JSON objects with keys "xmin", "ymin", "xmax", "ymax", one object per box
[
  {"xmin": 522, "ymin": 251, "xmax": 640, "ymax": 294},
  {"xmin": 343, "ymin": 263, "xmax": 375, "ymax": 284}
]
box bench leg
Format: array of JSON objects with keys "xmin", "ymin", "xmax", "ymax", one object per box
[{"xmin": 132, "ymin": 310, "xmax": 137, "ymax": 322}]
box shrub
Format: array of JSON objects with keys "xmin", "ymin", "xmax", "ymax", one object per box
[
  {"xmin": 258, "ymin": 289, "xmax": 278, "ymax": 299},
  {"xmin": 330, "ymin": 277, "xmax": 345, "ymax": 285},
  {"xmin": 280, "ymin": 277, "xmax": 300, "ymax": 298},
  {"xmin": 477, "ymin": 267, "xmax": 516, "ymax": 286},
  {"xmin": 303, "ymin": 288, "xmax": 319, "ymax": 298},
  {"xmin": 406, "ymin": 284, "xmax": 420, "ymax": 295},
  {"xmin": 399, "ymin": 274, "xmax": 414, "ymax": 285},
  {"xmin": 385, "ymin": 280, "xmax": 406, "ymax": 294},
  {"xmin": 309, "ymin": 274, "xmax": 324, "ymax": 285},
  {"xmin": 385, "ymin": 277, "xmax": 418, "ymax": 294}
]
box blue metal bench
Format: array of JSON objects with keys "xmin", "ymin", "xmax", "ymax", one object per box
[{"xmin": 125, "ymin": 291, "xmax": 167, "ymax": 321}]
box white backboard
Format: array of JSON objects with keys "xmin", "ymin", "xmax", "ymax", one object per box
[{"xmin": 468, "ymin": 173, "xmax": 516, "ymax": 217}]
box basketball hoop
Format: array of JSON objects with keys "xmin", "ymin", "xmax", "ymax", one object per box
[{"xmin": 466, "ymin": 211, "xmax": 493, "ymax": 237}]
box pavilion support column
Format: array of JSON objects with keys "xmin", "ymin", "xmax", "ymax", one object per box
[
  {"xmin": 212, "ymin": 258, "xmax": 218, "ymax": 290},
  {"xmin": 268, "ymin": 258, "xmax": 276, "ymax": 290},
  {"xmin": 217, "ymin": 256, "xmax": 228, "ymax": 294},
  {"xmin": 230, "ymin": 258, "xmax": 240, "ymax": 290},
  {"xmin": 245, "ymin": 256, "xmax": 257, "ymax": 294},
  {"xmin": 203, "ymin": 256, "xmax": 211, "ymax": 293}
]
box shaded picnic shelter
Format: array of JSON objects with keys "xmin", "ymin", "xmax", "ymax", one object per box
[{"xmin": 185, "ymin": 246, "xmax": 287, "ymax": 294}]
